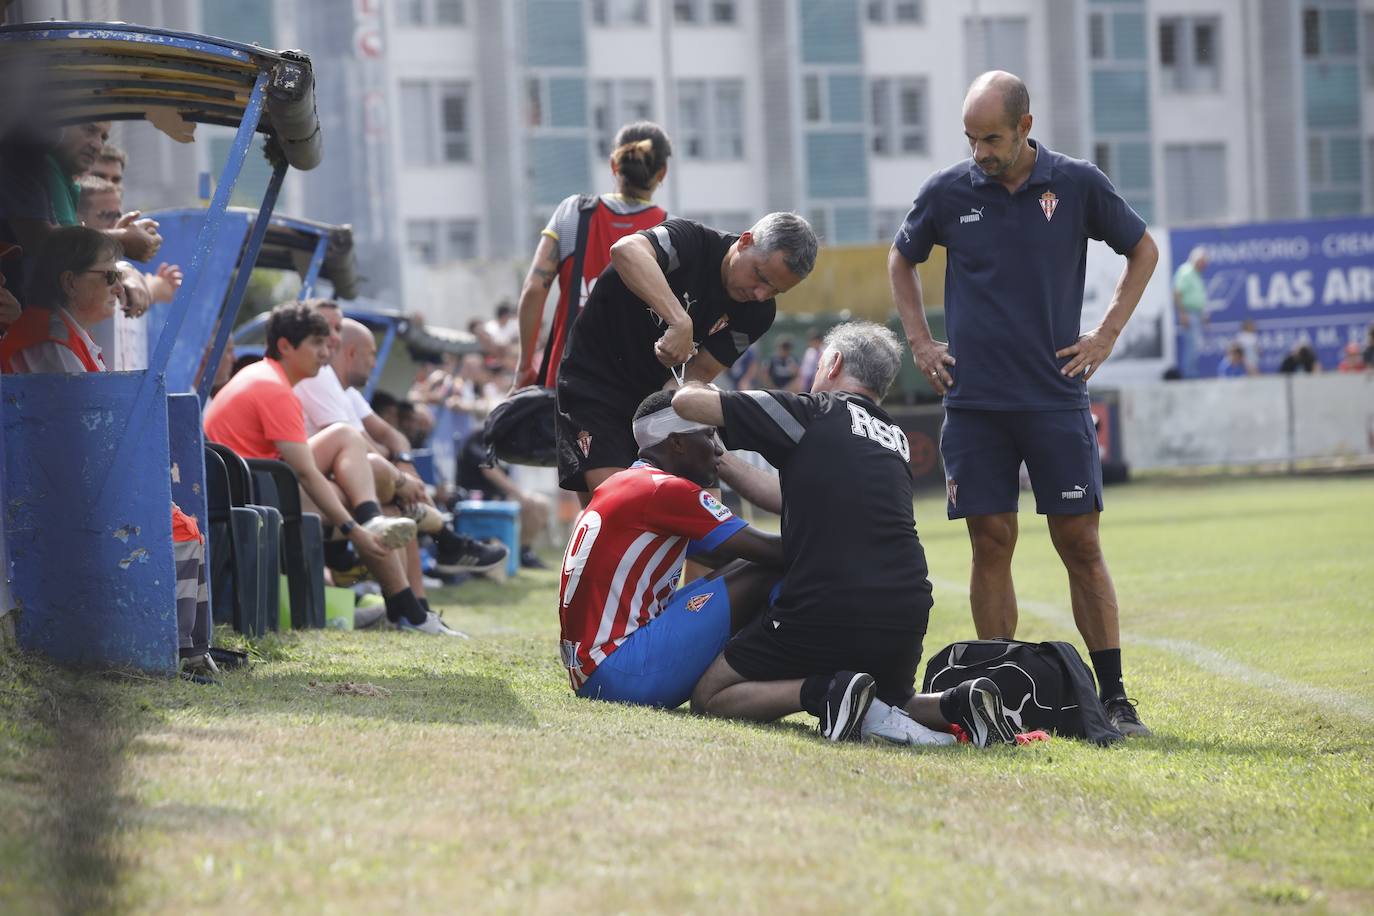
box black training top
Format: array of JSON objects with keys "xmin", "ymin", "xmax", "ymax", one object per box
[
  {"xmin": 720, "ymin": 388, "xmax": 933, "ymax": 631},
  {"xmin": 558, "ymin": 218, "xmax": 775, "ymax": 407}
]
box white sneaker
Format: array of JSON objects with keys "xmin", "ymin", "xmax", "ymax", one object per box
[
  {"xmin": 862, "ymin": 698, "xmax": 956, "ymax": 747},
  {"xmin": 395, "ymin": 611, "xmax": 469, "ymax": 638},
  {"xmin": 362, "ymin": 515, "xmax": 417, "ymax": 549}
]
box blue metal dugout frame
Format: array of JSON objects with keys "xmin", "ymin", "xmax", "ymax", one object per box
[
  {"xmin": 0, "ymin": 22, "xmax": 323, "ymax": 673},
  {"xmin": 140, "ymin": 209, "xmax": 357, "ymax": 401}
]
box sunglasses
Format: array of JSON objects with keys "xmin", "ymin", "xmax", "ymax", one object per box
[{"xmin": 81, "ymin": 268, "xmax": 121, "ymax": 286}]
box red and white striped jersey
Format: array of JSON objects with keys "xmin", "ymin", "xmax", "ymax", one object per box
[{"xmin": 558, "ymin": 462, "xmax": 744, "ymax": 689}]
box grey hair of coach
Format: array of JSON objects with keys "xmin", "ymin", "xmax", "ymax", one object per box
[
  {"xmin": 823, "ymin": 321, "xmax": 904, "ymax": 398},
  {"xmin": 749, "ymin": 212, "xmax": 819, "ymax": 279}
]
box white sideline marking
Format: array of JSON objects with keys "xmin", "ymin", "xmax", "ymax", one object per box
[{"xmin": 931, "ymin": 579, "xmax": 1374, "ymax": 726}]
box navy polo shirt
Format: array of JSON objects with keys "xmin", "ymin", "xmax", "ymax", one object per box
[{"xmin": 894, "ymin": 139, "xmax": 1146, "ymax": 411}]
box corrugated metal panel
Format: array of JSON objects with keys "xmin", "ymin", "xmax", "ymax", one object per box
[
  {"xmin": 1043, "ymin": 0, "xmax": 1087, "ymax": 158},
  {"xmin": 1257, "ymin": 0, "xmax": 1302, "ymax": 218},
  {"xmin": 477, "ymin": 0, "xmax": 518, "ymax": 256},
  {"xmin": 759, "ymin": 0, "xmax": 797, "ymax": 212}
]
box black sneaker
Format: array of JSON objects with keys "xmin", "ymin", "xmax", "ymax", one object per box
[
  {"xmin": 434, "ymin": 535, "xmax": 509, "ymax": 575},
  {"xmin": 943, "ymin": 678, "xmax": 1018, "ymax": 747},
  {"xmin": 1104, "ymin": 695, "xmax": 1152, "ymax": 737},
  {"xmin": 519, "ymin": 547, "xmax": 548, "ymax": 570},
  {"xmin": 818, "ymin": 671, "xmax": 876, "ymax": 742}
]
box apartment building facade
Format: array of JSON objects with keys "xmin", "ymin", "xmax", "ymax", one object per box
[{"xmin": 8, "ymin": 0, "xmax": 1373, "ymax": 319}]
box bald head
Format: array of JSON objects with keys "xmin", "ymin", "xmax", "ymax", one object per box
[
  {"xmin": 336, "ymin": 318, "xmax": 377, "ymax": 388},
  {"xmin": 962, "ymin": 70, "xmax": 1034, "ymax": 180},
  {"xmin": 964, "ymin": 71, "xmax": 1030, "ymax": 131}
]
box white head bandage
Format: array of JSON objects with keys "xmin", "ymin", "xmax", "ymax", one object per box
[{"xmin": 632, "ymin": 406, "xmax": 714, "ymax": 449}]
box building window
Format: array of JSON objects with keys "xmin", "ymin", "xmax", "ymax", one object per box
[
  {"xmin": 963, "ymin": 17, "xmax": 1028, "ymax": 84},
  {"xmin": 1308, "ymin": 131, "xmax": 1364, "ymax": 216},
  {"xmin": 1159, "ymin": 17, "xmax": 1221, "ymax": 93},
  {"xmin": 398, "ymin": 0, "xmax": 465, "ymax": 27},
  {"xmin": 682, "ymin": 211, "xmax": 754, "ymax": 231},
  {"xmin": 592, "ymin": 80, "xmax": 655, "ymax": 157},
  {"xmin": 406, "ymin": 219, "xmax": 480, "ymax": 265},
  {"xmin": 873, "ymin": 207, "xmax": 907, "ymax": 242},
  {"xmin": 676, "ymin": 79, "xmax": 745, "ymax": 160},
  {"xmin": 400, "ymin": 81, "xmax": 472, "ymax": 165},
  {"xmin": 866, "ymin": 0, "xmax": 923, "ymax": 24},
  {"xmin": 674, "ymin": 0, "xmax": 736, "ymax": 24},
  {"xmin": 1089, "ymin": 13, "xmax": 1107, "ymax": 60},
  {"xmin": 1164, "ymin": 144, "xmax": 1227, "ymax": 224},
  {"xmin": 1304, "ymin": 4, "xmax": 1359, "ymax": 58},
  {"xmin": 1364, "ymin": 12, "xmax": 1374, "ymax": 86},
  {"xmin": 870, "ymin": 77, "xmax": 928, "ymax": 157},
  {"xmin": 590, "ymin": 0, "xmax": 648, "ymax": 26},
  {"xmin": 803, "ymin": 74, "xmax": 824, "ymax": 123}
]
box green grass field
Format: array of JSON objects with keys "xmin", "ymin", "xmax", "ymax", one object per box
[{"xmin": 2, "ymin": 475, "xmax": 1372, "ymax": 914}]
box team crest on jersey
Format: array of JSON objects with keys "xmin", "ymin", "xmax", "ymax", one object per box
[
  {"xmin": 709, "ymin": 315, "xmax": 730, "ymax": 335},
  {"xmin": 1039, "ymin": 191, "xmax": 1059, "ymax": 222},
  {"xmin": 577, "ymin": 430, "xmax": 593, "ymax": 457},
  {"xmin": 699, "ymin": 491, "xmax": 732, "ymax": 521},
  {"xmin": 684, "ymin": 592, "xmax": 713, "ymax": 613},
  {"xmin": 947, "ymin": 478, "xmax": 958, "ymax": 508}
]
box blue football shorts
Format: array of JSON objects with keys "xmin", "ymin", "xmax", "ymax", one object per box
[{"xmin": 576, "ymin": 575, "xmax": 732, "ymax": 709}]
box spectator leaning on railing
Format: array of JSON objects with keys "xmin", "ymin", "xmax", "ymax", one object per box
[{"xmin": 0, "ymin": 121, "xmax": 161, "ymax": 297}]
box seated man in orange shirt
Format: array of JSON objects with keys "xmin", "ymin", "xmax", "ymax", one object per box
[{"xmin": 205, "ymin": 302, "xmax": 454, "ymax": 634}]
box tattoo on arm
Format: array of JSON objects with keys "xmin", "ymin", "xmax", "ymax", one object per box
[{"xmin": 532, "ymin": 265, "xmax": 556, "ymax": 289}]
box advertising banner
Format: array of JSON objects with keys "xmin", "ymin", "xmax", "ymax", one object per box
[{"xmin": 1170, "ymin": 217, "xmax": 1374, "ymax": 376}]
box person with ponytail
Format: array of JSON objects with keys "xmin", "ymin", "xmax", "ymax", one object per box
[{"xmin": 512, "ymin": 121, "xmax": 671, "ymax": 392}]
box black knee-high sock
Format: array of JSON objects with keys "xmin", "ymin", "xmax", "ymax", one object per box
[
  {"xmin": 384, "ymin": 588, "xmax": 426, "ymax": 626},
  {"xmin": 800, "ymin": 675, "xmax": 832, "ymax": 717},
  {"xmin": 1090, "ymin": 648, "xmax": 1124, "ymax": 701}
]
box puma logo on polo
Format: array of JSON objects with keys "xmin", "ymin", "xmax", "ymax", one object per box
[
  {"xmin": 1061, "ymin": 483, "xmax": 1088, "ymax": 500},
  {"xmin": 959, "ymin": 206, "xmax": 985, "ymax": 224}
]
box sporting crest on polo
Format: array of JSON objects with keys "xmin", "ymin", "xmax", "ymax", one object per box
[
  {"xmin": 577, "ymin": 430, "xmax": 593, "ymax": 458},
  {"xmin": 684, "ymin": 592, "xmax": 713, "ymax": 613},
  {"xmin": 1039, "ymin": 191, "xmax": 1059, "ymax": 222},
  {"xmin": 709, "ymin": 315, "xmax": 730, "ymax": 335}
]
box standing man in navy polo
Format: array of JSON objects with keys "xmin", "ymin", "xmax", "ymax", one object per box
[{"xmin": 887, "ymin": 71, "xmax": 1159, "ymax": 737}]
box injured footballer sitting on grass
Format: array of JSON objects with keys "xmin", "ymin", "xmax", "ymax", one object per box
[{"xmin": 559, "ymin": 332, "xmax": 1021, "ymax": 748}]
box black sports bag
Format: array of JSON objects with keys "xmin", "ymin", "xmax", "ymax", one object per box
[
  {"xmin": 923, "ymin": 639, "xmax": 1123, "ymax": 746},
  {"xmin": 484, "ymin": 386, "xmax": 557, "ymax": 467}
]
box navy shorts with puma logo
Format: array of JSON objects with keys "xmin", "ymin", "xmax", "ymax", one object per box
[{"xmin": 940, "ymin": 407, "xmax": 1103, "ymax": 518}]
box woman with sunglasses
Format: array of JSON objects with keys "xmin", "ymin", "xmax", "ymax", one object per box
[
  {"xmin": 0, "ymin": 225, "xmax": 217, "ymax": 678},
  {"xmin": 0, "ymin": 225, "xmax": 123, "ymax": 373}
]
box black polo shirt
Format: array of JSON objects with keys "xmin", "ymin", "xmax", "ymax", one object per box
[
  {"xmin": 720, "ymin": 388, "xmax": 933, "ymax": 632},
  {"xmin": 559, "ymin": 218, "xmax": 775, "ymax": 409}
]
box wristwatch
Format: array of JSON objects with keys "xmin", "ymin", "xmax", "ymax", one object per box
[{"xmin": 339, "ymin": 520, "xmax": 357, "ymax": 537}]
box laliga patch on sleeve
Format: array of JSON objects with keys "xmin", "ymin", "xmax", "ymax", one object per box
[{"xmin": 699, "ymin": 490, "xmax": 733, "ymax": 522}]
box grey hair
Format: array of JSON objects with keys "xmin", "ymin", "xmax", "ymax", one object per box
[
  {"xmin": 749, "ymin": 212, "xmax": 819, "ymax": 279},
  {"xmin": 822, "ymin": 321, "xmax": 904, "ymax": 398},
  {"xmin": 1188, "ymin": 245, "xmax": 1209, "ymax": 266}
]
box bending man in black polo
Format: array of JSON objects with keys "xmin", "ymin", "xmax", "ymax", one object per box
[
  {"xmin": 556, "ymin": 213, "xmax": 818, "ymax": 504},
  {"xmin": 673, "ymin": 322, "xmax": 1018, "ymax": 747}
]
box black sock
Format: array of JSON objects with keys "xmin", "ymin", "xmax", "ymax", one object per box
[
  {"xmin": 799, "ymin": 675, "xmax": 832, "ymax": 718},
  {"xmin": 419, "ymin": 598, "xmax": 431, "ymax": 616},
  {"xmin": 1090, "ymin": 648, "xmax": 1124, "ymax": 701},
  {"xmin": 938, "ymin": 687, "xmax": 961, "ymax": 725},
  {"xmin": 353, "ymin": 501, "xmax": 382, "ymax": 524},
  {"xmin": 384, "ymin": 588, "xmax": 426, "ymax": 626}
]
